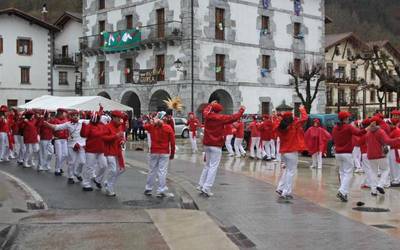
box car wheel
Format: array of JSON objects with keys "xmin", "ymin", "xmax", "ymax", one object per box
[{"xmin": 182, "ymin": 129, "xmax": 189, "ymax": 138}]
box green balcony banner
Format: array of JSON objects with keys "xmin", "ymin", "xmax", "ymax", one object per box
[{"xmin": 101, "ymin": 29, "xmax": 142, "ymax": 52}]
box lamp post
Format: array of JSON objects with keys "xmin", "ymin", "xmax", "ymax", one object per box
[
  {"xmin": 335, "ymin": 69, "xmax": 344, "ymax": 113},
  {"xmin": 75, "ymin": 66, "xmax": 82, "ymax": 96},
  {"xmin": 360, "ymin": 79, "xmax": 367, "ymax": 119}
]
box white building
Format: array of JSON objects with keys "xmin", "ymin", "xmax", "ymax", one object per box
[
  {"xmin": 53, "ymin": 11, "xmax": 83, "ymax": 97},
  {"xmin": 81, "ymin": 0, "xmax": 325, "ymax": 117},
  {"xmin": 0, "ymin": 8, "xmax": 59, "ymax": 106}
]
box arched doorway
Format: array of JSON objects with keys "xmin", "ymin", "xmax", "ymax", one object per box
[
  {"xmin": 121, "ymin": 91, "xmax": 141, "ymax": 117},
  {"xmin": 98, "ymin": 91, "xmax": 111, "ymax": 99},
  {"xmin": 208, "ymin": 89, "xmax": 234, "ymax": 114},
  {"xmin": 149, "ymin": 90, "xmax": 171, "ymax": 112}
]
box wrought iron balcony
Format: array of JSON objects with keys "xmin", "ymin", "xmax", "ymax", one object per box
[
  {"xmin": 79, "ymin": 21, "xmax": 183, "ymax": 56},
  {"xmin": 54, "ymin": 54, "xmax": 77, "ymax": 66}
]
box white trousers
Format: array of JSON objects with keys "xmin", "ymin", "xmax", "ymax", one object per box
[
  {"xmin": 39, "ymin": 140, "xmax": 52, "ymax": 170},
  {"xmin": 67, "ymin": 147, "xmax": 86, "ymax": 179},
  {"xmin": 234, "ymin": 138, "xmax": 246, "ymax": 157},
  {"xmin": 14, "ymin": 135, "xmax": 25, "ymax": 162},
  {"xmin": 198, "ymin": 146, "xmax": 222, "ymax": 192},
  {"xmin": 147, "ymin": 133, "xmax": 151, "ymax": 153},
  {"xmin": 352, "ymin": 146, "xmax": 362, "ymax": 170},
  {"xmin": 335, "ymin": 153, "xmax": 353, "ymax": 195},
  {"xmin": 189, "ymin": 131, "xmax": 198, "ymax": 152},
  {"xmin": 250, "ymin": 137, "xmax": 262, "ymax": 159},
  {"xmin": 361, "ymin": 154, "xmax": 372, "ymax": 186},
  {"xmin": 83, "ymin": 153, "xmax": 107, "ymax": 188},
  {"xmin": 0, "ymin": 132, "xmax": 9, "ymax": 160},
  {"xmin": 104, "ymin": 156, "xmax": 123, "ymax": 193},
  {"xmin": 145, "ymin": 154, "xmax": 170, "ymax": 193},
  {"xmin": 275, "ymin": 139, "xmax": 280, "ymax": 161},
  {"xmin": 312, "ymin": 152, "xmax": 323, "ymax": 169},
  {"xmin": 261, "ymin": 140, "xmax": 274, "ymax": 159},
  {"xmin": 24, "ymin": 143, "xmax": 39, "ymax": 167},
  {"xmin": 369, "ymin": 158, "xmax": 390, "ymax": 192},
  {"xmin": 225, "ymin": 135, "xmax": 234, "ymax": 155},
  {"xmin": 54, "ymin": 139, "xmax": 68, "ymax": 173},
  {"xmin": 389, "ymin": 149, "xmax": 400, "ymax": 184},
  {"xmin": 277, "ymin": 152, "xmax": 298, "ymax": 196}
]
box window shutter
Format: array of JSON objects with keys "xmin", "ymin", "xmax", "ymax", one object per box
[
  {"xmin": 16, "ymin": 39, "xmax": 19, "ymax": 54},
  {"xmin": 28, "ymin": 40, "xmax": 32, "ymax": 55},
  {"xmin": 0, "ymin": 37, "xmax": 3, "ymax": 54}
]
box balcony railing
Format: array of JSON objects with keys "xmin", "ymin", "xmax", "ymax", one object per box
[
  {"xmin": 54, "ymin": 53, "xmax": 81, "ymax": 66},
  {"xmin": 79, "ymin": 21, "xmax": 183, "ymax": 56}
]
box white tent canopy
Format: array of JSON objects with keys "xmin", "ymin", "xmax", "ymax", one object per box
[{"xmin": 18, "ymin": 95, "xmax": 133, "ymax": 112}]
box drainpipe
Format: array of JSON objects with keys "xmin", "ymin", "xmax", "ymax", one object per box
[
  {"xmin": 191, "ymin": 0, "xmax": 194, "ymax": 112},
  {"xmin": 50, "ymin": 32, "xmax": 54, "ymax": 96}
]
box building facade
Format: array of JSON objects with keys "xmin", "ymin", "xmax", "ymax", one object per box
[
  {"xmin": 81, "ymin": 0, "xmax": 326, "ymax": 117},
  {"xmin": 325, "ymin": 32, "xmax": 400, "ymax": 118},
  {"xmin": 0, "ymin": 8, "xmax": 59, "ymax": 106}
]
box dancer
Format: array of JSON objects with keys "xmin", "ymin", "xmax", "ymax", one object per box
[
  {"xmin": 50, "ymin": 108, "xmax": 69, "ymax": 176},
  {"xmin": 224, "ymin": 123, "xmax": 235, "ymax": 157},
  {"xmin": 186, "ymin": 112, "xmax": 200, "ymax": 153},
  {"xmin": 37, "ymin": 111, "xmax": 53, "ymax": 171},
  {"xmin": 352, "ymin": 121, "xmax": 363, "ymax": 173},
  {"xmin": 357, "ymin": 118, "xmax": 372, "ymax": 189},
  {"xmin": 197, "ymin": 102, "xmax": 245, "ymax": 197},
  {"xmin": 248, "ymin": 116, "xmax": 262, "ymax": 160},
  {"xmin": 233, "ymin": 118, "xmax": 246, "ymax": 158},
  {"xmin": 304, "ymin": 118, "xmax": 331, "ymax": 169},
  {"xmin": 275, "ymin": 105, "xmax": 308, "ymax": 200},
  {"xmin": 259, "ymin": 114, "xmax": 274, "ymax": 161},
  {"xmin": 389, "ymin": 112, "xmax": 400, "ymax": 187},
  {"xmin": 144, "ymin": 111, "xmax": 176, "ymax": 198},
  {"xmin": 21, "ymin": 110, "xmax": 39, "ymax": 168},
  {"xmin": 0, "ymin": 105, "xmax": 10, "ymax": 162},
  {"xmin": 332, "ymin": 111, "xmax": 364, "ymax": 202}
]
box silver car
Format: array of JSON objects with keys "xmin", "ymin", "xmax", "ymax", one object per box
[{"xmin": 174, "ymin": 117, "xmax": 189, "ymax": 138}]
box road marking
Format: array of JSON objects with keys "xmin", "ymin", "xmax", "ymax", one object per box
[
  {"xmin": 0, "ymin": 170, "xmax": 48, "ymax": 210},
  {"xmin": 138, "ymin": 170, "xmax": 148, "ymax": 175}
]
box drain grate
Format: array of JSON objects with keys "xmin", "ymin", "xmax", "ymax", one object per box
[
  {"xmin": 221, "ymin": 225, "xmax": 256, "ymax": 249},
  {"xmin": 371, "ymin": 224, "xmax": 397, "ymax": 229},
  {"xmin": 219, "ymin": 183, "xmax": 230, "ymax": 186},
  {"xmin": 352, "ymin": 207, "xmax": 390, "ymax": 212}
]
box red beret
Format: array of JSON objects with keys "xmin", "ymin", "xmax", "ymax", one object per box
[
  {"xmin": 282, "ymin": 112, "xmax": 293, "ymax": 119},
  {"xmin": 57, "ymin": 108, "xmax": 67, "ymax": 113},
  {"xmin": 370, "ymin": 116, "xmax": 382, "ymax": 124},
  {"xmin": 313, "ymin": 118, "xmax": 320, "ymax": 124},
  {"xmin": 391, "ymin": 118, "xmax": 399, "ymax": 125},
  {"xmin": 375, "ymin": 113, "xmax": 384, "ymax": 119},
  {"xmin": 69, "ymin": 110, "xmax": 79, "ymax": 116},
  {"xmin": 338, "ymin": 111, "xmax": 351, "ymax": 120},
  {"xmin": 211, "ymin": 103, "xmax": 223, "ymax": 113},
  {"xmin": 361, "ymin": 118, "xmax": 371, "ymax": 127},
  {"xmin": 391, "ymin": 110, "xmax": 400, "ymax": 116},
  {"xmin": 111, "ymin": 110, "xmax": 125, "ymax": 118},
  {"xmin": 188, "ymin": 112, "xmax": 194, "ymax": 115},
  {"xmin": 24, "ymin": 110, "xmax": 34, "ymax": 115}
]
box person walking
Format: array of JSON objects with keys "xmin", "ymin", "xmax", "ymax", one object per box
[
  {"xmin": 37, "ymin": 111, "xmax": 53, "ymax": 171},
  {"xmin": 275, "ymin": 105, "xmax": 308, "ymax": 200},
  {"xmin": 21, "ymin": 110, "xmax": 39, "ymax": 168},
  {"xmin": 131, "ymin": 116, "xmax": 139, "ymax": 141},
  {"xmin": 389, "ymin": 114, "xmax": 400, "ymax": 187},
  {"xmin": 197, "ymin": 101, "xmax": 245, "ymax": 197},
  {"xmin": 50, "ymin": 108, "xmax": 69, "ymax": 176},
  {"xmin": 233, "ymin": 118, "xmax": 246, "ymax": 158},
  {"xmin": 259, "ymin": 114, "xmax": 274, "ymax": 161},
  {"xmin": 332, "ymin": 111, "xmax": 365, "ymax": 202},
  {"xmin": 0, "ymin": 105, "xmax": 10, "ymax": 162},
  {"xmin": 187, "ymin": 112, "xmax": 200, "ymax": 153},
  {"xmin": 304, "ymin": 118, "xmax": 331, "ymax": 169},
  {"xmin": 248, "ymin": 116, "xmax": 262, "ymax": 160}
]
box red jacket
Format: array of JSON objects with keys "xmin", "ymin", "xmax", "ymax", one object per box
[
  {"xmin": 186, "ymin": 118, "xmax": 200, "ymax": 132},
  {"xmin": 379, "ymin": 120, "xmax": 391, "ymax": 135},
  {"xmin": 202, "ymin": 105, "xmax": 244, "ymax": 147},
  {"xmin": 50, "ymin": 117, "xmax": 69, "ymax": 140},
  {"xmin": 103, "ymin": 121, "xmax": 126, "ymax": 169},
  {"xmin": 366, "ymin": 127, "xmax": 400, "ymax": 160},
  {"xmin": 37, "ymin": 119, "xmax": 53, "ymax": 141},
  {"xmin": 233, "ymin": 121, "xmax": 244, "ymax": 139},
  {"xmin": 356, "ymin": 134, "xmax": 368, "ymax": 154},
  {"xmin": 332, "ymin": 124, "xmax": 364, "ymax": 154},
  {"xmin": 259, "ymin": 119, "xmax": 274, "ymax": 141},
  {"xmin": 277, "ymin": 108, "xmax": 308, "ymax": 153},
  {"xmin": 22, "ymin": 119, "xmax": 38, "ymax": 144},
  {"xmin": 81, "ymin": 122, "xmax": 108, "ymax": 154},
  {"xmin": 0, "ymin": 116, "xmax": 9, "ymax": 133},
  {"xmin": 224, "ymin": 124, "xmax": 233, "ymax": 136},
  {"xmin": 144, "ymin": 123, "xmax": 175, "ymax": 154},
  {"xmin": 249, "ymin": 121, "xmax": 261, "ymax": 137},
  {"xmin": 304, "ymin": 126, "xmax": 332, "ymax": 155}
]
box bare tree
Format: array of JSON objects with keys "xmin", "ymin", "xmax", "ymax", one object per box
[{"xmin": 288, "ymin": 63, "xmax": 326, "ymax": 113}]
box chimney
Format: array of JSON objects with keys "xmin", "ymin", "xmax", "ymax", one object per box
[{"xmin": 41, "ymin": 3, "xmax": 48, "ymax": 22}]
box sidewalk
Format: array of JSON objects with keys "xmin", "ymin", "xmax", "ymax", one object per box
[{"xmin": 126, "ymin": 151, "xmax": 400, "ymax": 250}]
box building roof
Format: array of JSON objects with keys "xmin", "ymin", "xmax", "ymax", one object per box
[
  {"xmin": 367, "ymin": 40, "xmax": 400, "ymax": 61},
  {"xmin": 0, "ymin": 8, "xmax": 59, "ymax": 32},
  {"xmin": 325, "ymin": 32, "xmax": 369, "ymax": 51},
  {"xmin": 54, "ymin": 11, "xmax": 82, "ymax": 28}
]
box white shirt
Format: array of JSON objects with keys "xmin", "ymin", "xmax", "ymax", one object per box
[{"xmin": 54, "ymin": 120, "xmax": 89, "ymax": 147}]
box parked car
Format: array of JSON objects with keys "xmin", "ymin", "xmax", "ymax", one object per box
[
  {"xmin": 174, "ymin": 117, "xmax": 189, "ymax": 138},
  {"xmin": 304, "ymin": 114, "xmax": 339, "ymax": 157}
]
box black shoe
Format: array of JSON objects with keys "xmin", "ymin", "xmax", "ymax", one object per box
[
  {"xmin": 67, "ymin": 178, "xmax": 75, "ymax": 185},
  {"xmin": 93, "ymin": 179, "xmax": 102, "ymax": 189},
  {"xmin": 276, "ymin": 190, "xmax": 283, "ymax": 195},
  {"xmin": 337, "ymin": 192, "xmax": 348, "ymax": 202},
  {"xmin": 376, "ymin": 187, "xmax": 385, "ymax": 194},
  {"xmin": 60, "ymin": 169, "xmax": 64, "ymax": 174},
  {"xmin": 75, "ymin": 175, "xmax": 83, "ymax": 182},
  {"xmin": 144, "ymin": 190, "xmax": 152, "ymax": 196},
  {"xmin": 286, "ymin": 194, "xmax": 294, "ymax": 200},
  {"xmin": 371, "ymin": 192, "xmax": 378, "ymax": 196},
  {"xmin": 54, "ymin": 171, "xmax": 62, "ymax": 176},
  {"xmin": 82, "ymin": 187, "xmax": 93, "ymax": 192},
  {"xmin": 17, "ymin": 161, "xmax": 23, "ymax": 166}
]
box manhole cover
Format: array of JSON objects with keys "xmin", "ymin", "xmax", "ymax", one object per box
[
  {"xmin": 371, "ymin": 224, "xmax": 397, "ymax": 229},
  {"xmin": 353, "ymin": 207, "xmax": 390, "ymax": 212}
]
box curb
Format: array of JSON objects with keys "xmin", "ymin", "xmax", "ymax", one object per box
[
  {"xmin": 0, "ymin": 224, "xmax": 18, "ymax": 250},
  {"xmin": 0, "ymin": 170, "xmax": 47, "ymax": 211}
]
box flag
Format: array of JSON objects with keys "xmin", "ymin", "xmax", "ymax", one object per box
[
  {"xmin": 263, "ymin": 0, "xmax": 270, "ymax": 9},
  {"xmin": 294, "ymin": 0, "xmax": 301, "ymax": 16}
]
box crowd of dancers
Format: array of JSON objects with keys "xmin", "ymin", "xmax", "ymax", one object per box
[{"xmin": 2, "ymin": 102, "xmax": 400, "ymax": 202}]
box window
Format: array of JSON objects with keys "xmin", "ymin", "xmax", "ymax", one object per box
[
  {"xmin": 261, "ymin": 16, "xmax": 270, "ymax": 32},
  {"xmin": 388, "ymin": 92, "xmax": 393, "ymax": 102},
  {"xmin": 294, "ymin": 59, "xmax": 301, "ymax": 75},
  {"xmin": 350, "ymin": 68, "xmax": 357, "ymax": 81},
  {"xmin": 370, "ymin": 70, "xmax": 376, "ymax": 80},
  {"xmin": 59, "ymin": 71, "xmax": 68, "ymax": 85},
  {"xmin": 262, "ymin": 55, "xmax": 270, "ymax": 70},
  {"xmin": 215, "ymin": 8, "xmax": 225, "ymax": 40},
  {"xmin": 99, "ymin": 21, "xmax": 105, "ymax": 46},
  {"xmin": 62, "ymin": 45, "xmax": 68, "ymax": 58},
  {"xmin": 339, "ymin": 89, "xmax": 345, "ymax": 104},
  {"xmin": 99, "ymin": 0, "xmax": 105, "ymax": 10},
  {"xmin": 98, "ymin": 61, "xmax": 105, "ymax": 85},
  {"xmin": 294, "ymin": 22, "xmax": 301, "ymax": 37},
  {"xmin": 326, "ymin": 63, "xmax": 333, "ymax": 78},
  {"xmin": 175, "ymin": 118, "xmax": 185, "ymax": 125},
  {"xmin": 0, "ymin": 37, "xmax": 3, "ymax": 54},
  {"xmin": 126, "ymin": 15, "xmax": 133, "ymax": 29},
  {"xmin": 125, "ymin": 58, "xmax": 133, "ymax": 83},
  {"xmin": 350, "ymin": 89, "xmax": 357, "ymax": 104},
  {"xmin": 338, "ymin": 66, "xmax": 346, "ymax": 79},
  {"xmin": 7, "ymin": 99, "xmax": 17, "ymax": 107},
  {"xmin": 20, "ymin": 67, "xmax": 30, "ymax": 84},
  {"xmin": 347, "ymin": 48, "xmax": 352, "ymax": 58},
  {"xmin": 326, "ymin": 88, "xmax": 333, "ymax": 105},
  {"xmin": 156, "ymin": 9, "xmax": 165, "ymax": 38},
  {"xmin": 261, "ymin": 102, "xmax": 270, "ymax": 115},
  {"xmin": 216, "ymin": 54, "xmax": 225, "ymax": 81},
  {"xmin": 156, "ymin": 54, "xmax": 165, "ymax": 81},
  {"xmin": 370, "ymin": 90, "xmax": 376, "ymax": 102},
  {"xmin": 17, "ymin": 39, "xmax": 32, "ymax": 55}
]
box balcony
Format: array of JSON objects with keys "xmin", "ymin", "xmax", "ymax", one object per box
[
  {"xmin": 54, "ymin": 53, "xmax": 81, "ymax": 66},
  {"xmin": 80, "ymin": 21, "xmax": 183, "ymax": 56}
]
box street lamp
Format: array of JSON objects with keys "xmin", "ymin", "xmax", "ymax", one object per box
[
  {"xmin": 335, "ymin": 69, "xmax": 344, "ymax": 112},
  {"xmin": 75, "ymin": 66, "xmax": 82, "ymax": 96}
]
